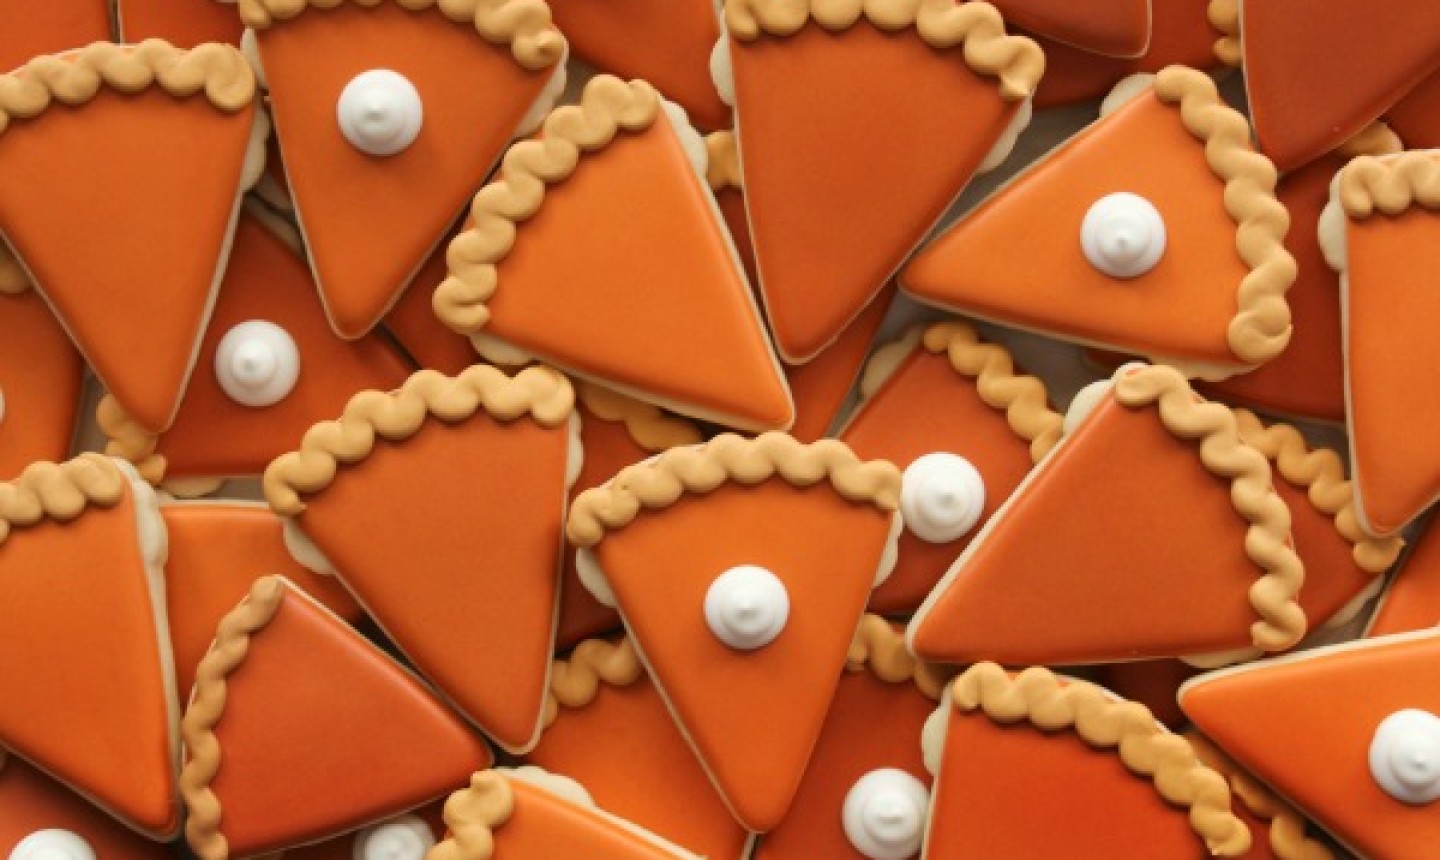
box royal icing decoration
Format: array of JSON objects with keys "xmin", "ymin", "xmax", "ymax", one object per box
[
  {"xmin": 1079, "ymin": 191, "xmax": 1167, "ymax": 278},
  {"xmin": 898, "ymin": 452, "xmax": 986, "ymax": 545},
  {"xmin": 337, "ymin": 69, "xmax": 424, "ymax": 157},
  {"xmin": 704, "ymin": 565, "xmax": 790, "ymax": 651},
  {"xmin": 840, "ymin": 769, "xmax": 929, "ymax": 860},
  {"xmin": 214, "ymin": 320, "xmax": 301, "ymax": 407},
  {"xmin": 8, "ymin": 830, "xmax": 96, "ymax": 860},
  {"xmin": 1369, "ymin": 710, "xmax": 1440, "ymax": 805}
]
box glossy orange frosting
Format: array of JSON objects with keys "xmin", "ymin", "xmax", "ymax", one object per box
[
  {"xmin": 0, "ymin": 755, "xmax": 172, "ymax": 860},
  {"xmin": 0, "ymin": 289, "xmax": 83, "ymax": 478}
]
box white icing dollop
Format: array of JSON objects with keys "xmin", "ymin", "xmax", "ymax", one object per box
[
  {"xmin": 841, "ymin": 768, "xmax": 930, "ymax": 860},
  {"xmin": 1370, "ymin": 709, "xmax": 1440, "ymax": 805},
  {"xmin": 9, "ymin": 830, "xmax": 97, "ymax": 860},
  {"xmin": 337, "ymin": 69, "xmax": 424, "ymax": 157},
  {"xmin": 352, "ymin": 814, "xmax": 435, "ymax": 860},
  {"xmin": 215, "ymin": 320, "xmax": 300, "ymax": 408},
  {"xmin": 709, "ymin": 32, "xmax": 735, "ymax": 107},
  {"xmin": 704, "ymin": 565, "xmax": 788, "ymax": 650},
  {"xmin": 899, "ymin": 453, "xmax": 985, "ymax": 544},
  {"xmin": 1080, "ymin": 192, "xmax": 1166, "ymax": 279}
]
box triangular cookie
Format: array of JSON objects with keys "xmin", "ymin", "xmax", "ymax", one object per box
[
  {"xmin": 907, "ymin": 363, "xmax": 1307, "ymax": 666},
  {"xmin": 1180, "ymin": 629, "xmax": 1440, "ymax": 858},
  {"xmin": 435, "ymin": 75, "xmax": 793, "ymax": 433},
  {"xmin": 264, "ymin": 365, "xmax": 578, "ymax": 753},
  {"xmin": 0, "ymin": 455, "xmax": 178, "ymax": 838},
  {"xmin": 279, "ymin": 805, "xmax": 446, "ymax": 860},
  {"xmin": 0, "ymin": 287, "xmax": 83, "ymax": 478},
  {"xmin": 381, "ymin": 220, "xmax": 476, "ymax": 376},
  {"xmin": 903, "ymin": 68, "xmax": 1295, "ymax": 377},
  {"xmin": 1388, "ymin": 70, "xmax": 1440, "ymax": 150},
  {"xmin": 247, "ymin": 0, "xmax": 567, "ymax": 338},
  {"xmin": 0, "ymin": 40, "xmax": 264, "ymax": 433},
  {"xmin": 992, "ymin": 0, "xmax": 1151, "ymax": 57},
  {"xmin": 1367, "ymin": 522, "xmax": 1440, "ymax": 638},
  {"xmin": 568, "ymin": 433, "xmax": 903, "ymax": 831},
  {"xmin": 179, "ymin": 576, "xmax": 491, "ymax": 860},
  {"xmin": 0, "ymin": 753, "xmax": 172, "ymax": 860},
  {"xmin": 117, "ymin": 0, "xmax": 244, "ymax": 46},
  {"xmin": 0, "ymin": 0, "xmax": 112, "ymax": 73},
  {"xmin": 719, "ymin": 0, "xmax": 1041, "ymax": 361}
]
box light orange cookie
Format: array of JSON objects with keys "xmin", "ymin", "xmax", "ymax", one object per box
[
  {"xmin": 838, "ymin": 321, "xmax": 1063, "ymax": 615},
  {"xmin": 97, "ymin": 207, "xmax": 413, "ymax": 489},
  {"xmin": 432, "ymin": 768, "xmax": 702, "ymax": 859},
  {"xmin": 381, "ymin": 220, "xmax": 477, "ymax": 376},
  {"xmin": 1321, "ymin": 151, "xmax": 1440, "ymax": 537},
  {"xmin": 567, "ymin": 434, "xmax": 903, "ymax": 832},
  {"xmin": 180, "ymin": 576, "xmax": 491, "ymax": 860},
  {"xmin": 988, "ymin": 0, "xmax": 1150, "ymax": 58},
  {"xmin": 116, "ymin": 0, "xmax": 244, "ymax": 46},
  {"xmin": 1180, "ymin": 629, "xmax": 1440, "ymax": 859},
  {"xmin": 907, "ymin": 363, "xmax": 1307, "ymax": 666},
  {"xmin": 0, "ymin": 0, "xmax": 112, "ymax": 73},
  {"xmin": 0, "ymin": 286, "xmax": 83, "ymax": 479},
  {"xmin": 434, "ymin": 75, "xmax": 793, "ymax": 433},
  {"xmin": 1367, "ymin": 519, "xmax": 1440, "ymax": 637},
  {"xmin": 715, "ymin": 0, "xmax": 1040, "ymax": 362},
  {"xmin": 903, "ymin": 68, "xmax": 1294, "ymax": 379},
  {"xmin": 0, "ymin": 455, "xmax": 178, "ymax": 839},
  {"xmin": 0, "ymin": 753, "xmax": 172, "ymax": 860},
  {"xmin": 264, "ymin": 365, "xmax": 578, "ymax": 753},
  {"xmin": 557, "ymin": 384, "xmax": 702, "ymax": 650},
  {"xmin": 246, "ymin": 0, "xmax": 567, "ymax": 339},
  {"xmin": 0, "ymin": 41, "xmax": 264, "ymax": 434},
  {"xmin": 753, "ymin": 617, "xmax": 949, "ymax": 859},
  {"xmin": 922, "ymin": 664, "xmax": 1251, "ymax": 858},
  {"xmin": 1387, "ymin": 70, "xmax": 1440, "ymax": 150},
  {"xmin": 524, "ymin": 636, "xmax": 750, "ymax": 858}
]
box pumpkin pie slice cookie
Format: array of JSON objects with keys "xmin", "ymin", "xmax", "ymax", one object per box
[
  {"xmin": 990, "ymin": 0, "xmax": 1150, "ymax": 57},
  {"xmin": 907, "ymin": 363, "xmax": 1307, "ymax": 666},
  {"xmin": 0, "ymin": 0, "xmax": 112, "ymax": 73},
  {"xmin": 0, "ymin": 753, "xmax": 173, "ymax": 860},
  {"xmin": 903, "ymin": 67, "xmax": 1295, "ymax": 379},
  {"xmin": 280, "ymin": 805, "xmax": 446, "ymax": 860},
  {"xmin": 1387, "ymin": 70, "xmax": 1440, "ymax": 150},
  {"xmin": 246, "ymin": 0, "xmax": 566, "ymax": 339},
  {"xmin": 838, "ymin": 321, "xmax": 1064, "ymax": 615},
  {"xmin": 0, "ymin": 40, "xmax": 264, "ymax": 433},
  {"xmin": 435, "ymin": 75, "xmax": 793, "ymax": 433},
  {"xmin": 180, "ymin": 576, "xmax": 491, "ymax": 860},
  {"xmin": 117, "ymin": 0, "xmax": 244, "ymax": 46},
  {"xmin": 753, "ymin": 617, "xmax": 949, "ymax": 860},
  {"xmin": 525, "ymin": 636, "xmax": 750, "ymax": 858},
  {"xmin": 1180, "ymin": 629, "xmax": 1440, "ymax": 858},
  {"xmin": 714, "ymin": 0, "xmax": 1041, "ymax": 362},
  {"xmin": 1092, "ymin": 660, "xmax": 1198, "ymax": 730},
  {"xmin": 265, "ymin": 365, "xmax": 579, "ymax": 753},
  {"xmin": 1366, "ymin": 520, "xmax": 1440, "ymax": 638},
  {"xmin": 1321, "ymin": 151, "xmax": 1440, "ymax": 537},
  {"xmin": 567, "ymin": 433, "xmax": 903, "ymax": 831},
  {"xmin": 0, "ymin": 455, "xmax": 178, "ymax": 838},
  {"xmin": 97, "ymin": 207, "xmax": 412, "ymax": 491},
  {"xmin": 922, "ymin": 664, "xmax": 1251, "ymax": 858},
  {"xmin": 0, "ymin": 286, "xmax": 83, "ymax": 478},
  {"xmin": 381, "ymin": 220, "xmax": 477, "ymax": 376}
]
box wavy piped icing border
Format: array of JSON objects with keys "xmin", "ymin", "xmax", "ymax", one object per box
[
  {"xmin": 434, "ymin": 76, "xmax": 660, "ymax": 334},
  {"xmin": 428, "ymin": 770, "xmax": 516, "ymax": 860},
  {"xmin": 847, "ymin": 614, "xmax": 949, "ymax": 699},
  {"xmin": 0, "ymin": 454, "xmax": 127, "ymax": 544},
  {"xmin": 180, "ymin": 575, "xmax": 290, "ymax": 860},
  {"xmin": 239, "ymin": 0, "xmax": 565, "ymax": 71},
  {"xmin": 1334, "ymin": 150, "xmax": 1440, "ymax": 219},
  {"xmin": 703, "ymin": 130, "xmax": 742, "ymax": 193},
  {"xmin": 264, "ymin": 364, "xmax": 575, "ymax": 516},
  {"xmin": 0, "ymin": 40, "xmax": 255, "ymax": 134},
  {"xmin": 1233, "ymin": 410, "xmax": 1403, "ymax": 575},
  {"xmin": 945, "ymin": 664, "xmax": 1252, "ymax": 857},
  {"xmin": 723, "ymin": 0, "xmax": 1043, "ymax": 102},
  {"xmin": 1113, "ymin": 364, "xmax": 1307, "ymax": 651},
  {"xmin": 1206, "ymin": 0, "xmax": 1240, "ymax": 67},
  {"xmin": 541, "ymin": 636, "xmax": 644, "ymax": 727},
  {"xmin": 576, "ymin": 382, "xmax": 703, "ymax": 453},
  {"xmin": 97, "ymin": 394, "xmax": 167, "ymax": 486},
  {"xmin": 566, "ymin": 432, "xmax": 902, "ymax": 547},
  {"xmin": 1336, "ymin": 121, "xmax": 1404, "ymax": 160},
  {"xmin": 1150, "ymin": 66, "xmax": 1296, "ymax": 368}
]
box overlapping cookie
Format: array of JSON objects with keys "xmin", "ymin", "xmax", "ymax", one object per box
[
  {"xmin": 381, "ymin": 219, "xmax": 477, "ymax": 376},
  {"xmin": 1, "ymin": 752, "xmax": 171, "ymax": 860},
  {"xmin": 1367, "ymin": 519, "xmax": 1440, "ymax": 638},
  {"xmin": 0, "ymin": 0, "xmax": 112, "ymax": 73},
  {"xmin": 117, "ymin": 0, "xmax": 244, "ymax": 47},
  {"xmin": 0, "ymin": 284, "xmax": 83, "ymax": 478}
]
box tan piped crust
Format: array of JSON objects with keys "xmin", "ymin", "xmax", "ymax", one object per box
[
  {"xmin": 427, "ymin": 770, "xmax": 517, "ymax": 860},
  {"xmin": 576, "ymin": 382, "xmax": 703, "ymax": 453},
  {"xmin": 263, "ymin": 364, "xmax": 574, "ymax": 516},
  {"xmin": 1186, "ymin": 732, "xmax": 1334, "ymax": 860},
  {"xmin": 0, "ymin": 242, "xmax": 29, "ymax": 294},
  {"xmin": 1113, "ymin": 365, "xmax": 1307, "ymax": 651},
  {"xmin": 180, "ymin": 575, "xmax": 289, "ymax": 860},
  {"xmin": 434, "ymin": 76, "xmax": 659, "ymax": 334},
  {"xmin": 704, "ymin": 130, "xmax": 742, "ymax": 193},
  {"xmin": 920, "ymin": 321, "xmax": 1063, "ymax": 463},
  {"xmin": 1336, "ymin": 121, "xmax": 1404, "ymax": 160},
  {"xmin": 1152, "ymin": 66, "xmax": 1296, "ymax": 367},
  {"xmin": 542, "ymin": 636, "xmax": 644, "ymax": 727},
  {"xmin": 0, "ymin": 40, "xmax": 255, "ymax": 135},
  {"xmin": 1206, "ymin": 0, "xmax": 1240, "ymax": 67},
  {"xmin": 1336, "ymin": 150, "xmax": 1440, "ymax": 219},
  {"xmin": 96, "ymin": 394, "xmax": 167, "ymax": 486},
  {"xmin": 0, "ymin": 454, "xmax": 126, "ymax": 545},
  {"xmin": 951, "ymin": 664, "xmax": 1252, "ymax": 857},
  {"xmin": 239, "ymin": 0, "xmax": 565, "ymax": 71},
  {"xmin": 1234, "ymin": 409, "xmax": 1403, "ymax": 574},
  {"xmin": 724, "ymin": 0, "xmax": 1044, "ymax": 102},
  {"xmin": 566, "ymin": 433, "xmax": 902, "ymax": 547},
  {"xmin": 847, "ymin": 614, "xmax": 948, "ymax": 700}
]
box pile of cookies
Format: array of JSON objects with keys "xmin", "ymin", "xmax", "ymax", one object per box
[{"xmin": 2, "ymin": 0, "xmax": 1438, "ymax": 857}]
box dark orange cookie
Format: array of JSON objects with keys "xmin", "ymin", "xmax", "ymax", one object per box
[
  {"xmin": 1367, "ymin": 519, "xmax": 1440, "ymax": 638},
  {"xmin": 1387, "ymin": 70, "xmax": 1440, "ymax": 150},
  {"xmin": 381, "ymin": 220, "xmax": 477, "ymax": 376},
  {"xmin": 988, "ymin": 0, "xmax": 1149, "ymax": 57},
  {"xmin": 117, "ymin": 0, "xmax": 244, "ymax": 47},
  {"xmin": 0, "ymin": 0, "xmax": 112, "ymax": 73},
  {"xmin": 0, "ymin": 753, "xmax": 172, "ymax": 860},
  {"xmin": 0, "ymin": 286, "xmax": 83, "ymax": 479},
  {"xmin": 280, "ymin": 804, "xmax": 446, "ymax": 860}
]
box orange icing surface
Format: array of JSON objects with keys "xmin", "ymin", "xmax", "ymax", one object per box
[
  {"xmin": 493, "ymin": 778, "xmax": 693, "ymax": 858},
  {"xmin": 150, "ymin": 213, "xmax": 413, "ymax": 478},
  {"xmin": 259, "ymin": 2, "xmax": 550, "ymax": 337},
  {"xmin": 0, "ymin": 756, "xmax": 171, "ymax": 860},
  {"xmin": 116, "ymin": 0, "xmax": 244, "ymax": 46},
  {"xmin": 0, "ymin": 1, "xmax": 112, "ymax": 73},
  {"xmin": 0, "ymin": 290, "xmax": 82, "ymax": 478},
  {"xmin": 840, "ymin": 344, "xmax": 1041, "ymax": 615},
  {"xmin": 382, "ymin": 222, "xmax": 477, "ymax": 375},
  {"xmin": 1092, "ymin": 660, "xmax": 1197, "ymax": 731},
  {"xmin": 0, "ymin": 88, "xmax": 256, "ymax": 432},
  {"xmin": 785, "ymin": 286, "xmax": 892, "ymax": 444},
  {"xmin": 203, "ymin": 584, "xmax": 489, "ymax": 857},
  {"xmin": 1346, "ymin": 207, "xmax": 1440, "ymax": 535},
  {"xmin": 1369, "ymin": 522, "xmax": 1440, "ymax": 637},
  {"xmin": 293, "ymin": 411, "xmax": 568, "ymax": 751},
  {"xmin": 0, "ymin": 487, "xmax": 178, "ymax": 836},
  {"xmin": 1181, "ymin": 632, "xmax": 1440, "ymax": 858},
  {"xmin": 1387, "ymin": 69, "xmax": 1440, "ymax": 149},
  {"xmin": 910, "ymin": 394, "xmax": 1260, "ymax": 664},
  {"xmin": 715, "ymin": 183, "xmax": 758, "ymax": 286},
  {"xmin": 594, "ymin": 479, "xmax": 891, "ymax": 831},
  {"xmin": 281, "ymin": 803, "xmax": 445, "ymax": 860},
  {"xmin": 161, "ymin": 502, "xmax": 362, "ymax": 697},
  {"xmin": 990, "ymin": 0, "xmax": 1150, "ymax": 57}
]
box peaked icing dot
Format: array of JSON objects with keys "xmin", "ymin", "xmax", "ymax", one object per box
[
  {"xmin": 1370, "ymin": 709, "xmax": 1440, "ymax": 805},
  {"xmin": 337, "ymin": 70, "xmax": 424, "ymax": 157},
  {"xmin": 900, "ymin": 452, "xmax": 986, "ymax": 544},
  {"xmin": 8, "ymin": 830, "xmax": 97, "ymax": 860},
  {"xmin": 215, "ymin": 320, "xmax": 301, "ymax": 408},
  {"xmin": 1080, "ymin": 192, "xmax": 1166, "ymax": 278},
  {"xmin": 842, "ymin": 768, "xmax": 930, "ymax": 859},
  {"xmin": 704, "ymin": 565, "xmax": 789, "ymax": 650}
]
